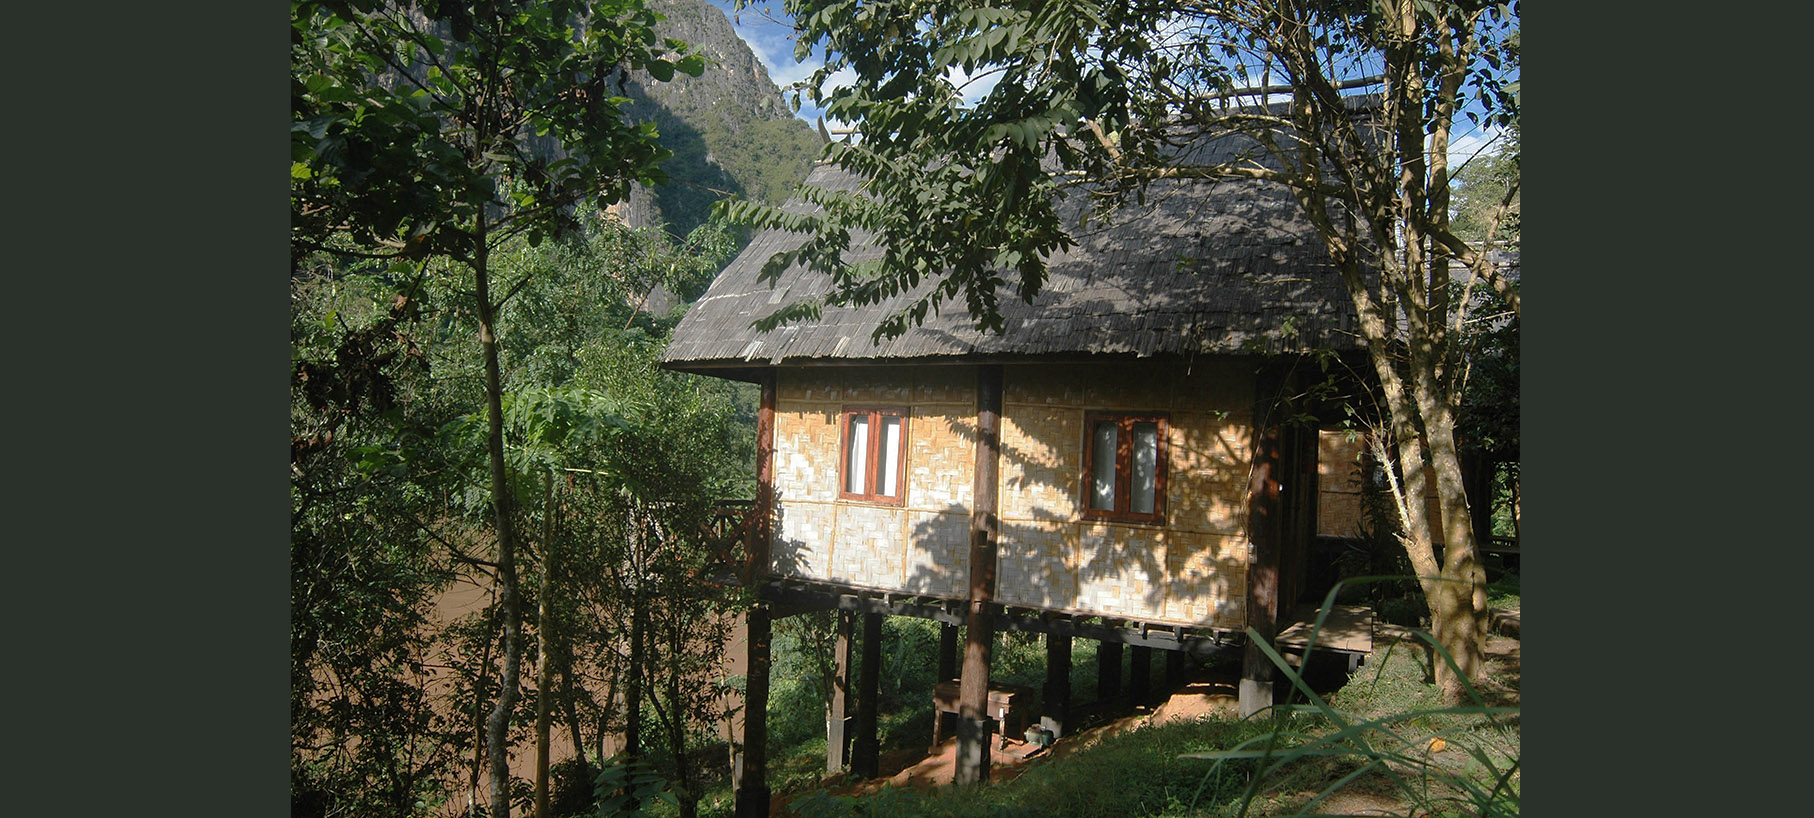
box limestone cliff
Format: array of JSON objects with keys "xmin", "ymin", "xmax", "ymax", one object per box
[{"xmin": 616, "ymin": 0, "xmax": 823, "ymax": 237}]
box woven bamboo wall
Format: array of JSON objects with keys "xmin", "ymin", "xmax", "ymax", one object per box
[
  {"xmin": 769, "ymin": 361, "xmax": 1255, "ymax": 629},
  {"xmin": 1314, "ymin": 431, "xmax": 1446, "ymax": 545},
  {"xmin": 1317, "ymin": 431, "xmax": 1368, "ymax": 538}
]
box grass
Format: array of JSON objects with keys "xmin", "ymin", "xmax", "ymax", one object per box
[
  {"xmin": 681, "ymin": 574, "xmax": 1523, "ymax": 818},
  {"xmin": 767, "ymin": 596, "xmax": 1519, "ymax": 817},
  {"xmin": 787, "ymin": 717, "xmax": 1277, "ymax": 818},
  {"xmin": 1485, "ymin": 572, "xmax": 1520, "ymax": 610},
  {"xmin": 1193, "ymin": 609, "xmax": 1521, "ymax": 818}
]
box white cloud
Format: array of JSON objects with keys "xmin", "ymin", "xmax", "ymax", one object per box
[
  {"xmin": 944, "ymin": 63, "xmax": 1003, "ymax": 107},
  {"xmin": 1442, "ymin": 126, "xmax": 1507, "ymax": 173}
]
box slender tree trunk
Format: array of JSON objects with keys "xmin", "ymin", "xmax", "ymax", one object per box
[
  {"xmin": 624, "ymin": 506, "xmax": 646, "ymax": 767},
  {"xmin": 665, "ymin": 619, "xmax": 699, "ymax": 818},
  {"xmin": 1415, "ymin": 384, "xmax": 1488, "ymax": 697},
  {"xmin": 558, "ymin": 660, "xmax": 588, "ymax": 770},
  {"xmin": 468, "ymin": 628, "xmax": 494, "ymax": 818},
  {"xmin": 476, "ymin": 218, "xmax": 524, "ymax": 818},
  {"xmin": 535, "ymin": 474, "xmax": 557, "ymax": 818}
]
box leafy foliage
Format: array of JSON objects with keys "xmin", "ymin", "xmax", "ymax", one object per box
[
  {"xmin": 292, "ymin": 201, "xmax": 753, "ymax": 815},
  {"xmin": 592, "ymin": 756, "xmax": 681, "ymax": 817},
  {"xmin": 1449, "ymin": 124, "xmax": 1521, "ymax": 249},
  {"xmin": 293, "ymin": 4, "xmax": 734, "ymax": 814},
  {"xmin": 292, "ymin": 0, "xmax": 704, "ymax": 263}
]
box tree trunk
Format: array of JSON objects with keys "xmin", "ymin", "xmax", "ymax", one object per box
[
  {"xmin": 956, "ymin": 366, "xmax": 1003, "ymax": 785},
  {"xmin": 1415, "ymin": 386, "xmax": 1488, "ymax": 699},
  {"xmin": 624, "ymin": 508, "xmax": 646, "ymax": 765},
  {"xmin": 467, "ymin": 605, "xmax": 498, "ymax": 818},
  {"xmin": 535, "ymin": 474, "xmax": 556, "ymax": 818},
  {"xmin": 558, "ymin": 660, "xmax": 588, "ymax": 772},
  {"xmin": 664, "ymin": 619, "xmax": 699, "ymax": 818},
  {"xmin": 475, "ymin": 217, "xmax": 524, "ymax": 818}
]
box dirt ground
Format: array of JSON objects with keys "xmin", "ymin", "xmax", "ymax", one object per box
[{"xmin": 808, "ymin": 610, "xmax": 1521, "ymax": 816}]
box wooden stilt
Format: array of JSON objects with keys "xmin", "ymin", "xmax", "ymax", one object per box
[
  {"xmin": 956, "ymin": 366, "xmax": 1003, "ymax": 786},
  {"xmin": 734, "ymin": 373, "xmax": 777, "ymax": 817},
  {"xmin": 937, "ymin": 623, "xmax": 959, "ymax": 742},
  {"xmin": 826, "ymin": 610, "xmax": 853, "ymax": 773},
  {"xmin": 852, "ymin": 612, "xmax": 882, "ymax": 778},
  {"xmin": 1097, "ymin": 640, "xmax": 1122, "ymax": 705},
  {"xmin": 1043, "ymin": 633, "xmax": 1071, "ymax": 738},
  {"xmin": 1241, "ymin": 369, "xmax": 1285, "ymax": 718},
  {"xmin": 733, "ymin": 606, "xmax": 771, "ymax": 818},
  {"xmin": 938, "ymin": 623, "xmax": 959, "ymax": 682},
  {"xmin": 1166, "ymin": 648, "xmax": 1187, "ymax": 687},
  {"xmin": 1129, "ymin": 645, "xmax": 1152, "ymax": 707}
]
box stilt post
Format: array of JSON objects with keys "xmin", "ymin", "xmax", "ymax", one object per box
[
  {"xmin": 1129, "ymin": 645, "xmax": 1152, "ymax": 707},
  {"xmin": 1097, "ymin": 639, "xmax": 1122, "ymax": 706},
  {"xmin": 826, "ymin": 610, "xmax": 853, "ymax": 773},
  {"xmin": 1241, "ymin": 367, "xmax": 1285, "ymax": 718},
  {"xmin": 733, "ymin": 373, "xmax": 777, "ymax": 817},
  {"xmin": 956, "ymin": 365, "xmax": 1004, "ymax": 786},
  {"xmin": 1042, "ymin": 634, "xmax": 1071, "ymax": 738},
  {"xmin": 852, "ymin": 612, "xmax": 882, "ymax": 778}
]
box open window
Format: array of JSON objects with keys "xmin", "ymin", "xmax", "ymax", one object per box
[
  {"xmin": 839, "ymin": 407, "xmax": 907, "ymax": 505},
  {"xmin": 1081, "ymin": 412, "xmax": 1168, "ymax": 523}
]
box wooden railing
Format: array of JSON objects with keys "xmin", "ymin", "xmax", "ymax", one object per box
[{"xmin": 701, "ymin": 500, "xmax": 760, "ymax": 585}]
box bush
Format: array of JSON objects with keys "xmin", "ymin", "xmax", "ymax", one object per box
[
  {"xmin": 1378, "ymin": 595, "xmax": 1430, "ymax": 628},
  {"xmin": 550, "ymin": 757, "xmax": 601, "ymax": 818}
]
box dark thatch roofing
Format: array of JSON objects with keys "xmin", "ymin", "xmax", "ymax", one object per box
[{"xmin": 662, "ymin": 135, "xmax": 1365, "ymax": 374}]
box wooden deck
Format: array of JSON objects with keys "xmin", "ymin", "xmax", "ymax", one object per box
[{"xmin": 1275, "ymin": 604, "xmax": 1374, "ymax": 655}]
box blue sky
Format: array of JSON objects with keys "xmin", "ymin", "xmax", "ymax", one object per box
[{"xmin": 700, "ymin": 1, "xmax": 1511, "ymax": 164}]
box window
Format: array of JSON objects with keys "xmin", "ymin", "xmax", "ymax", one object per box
[
  {"xmin": 839, "ymin": 407, "xmax": 907, "ymax": 504},
  {"xmin": 1081, "ymin": 412, "xmax": 1168, "ymax": 523}
]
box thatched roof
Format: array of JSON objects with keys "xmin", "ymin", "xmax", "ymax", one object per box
[{"xmin": 662, "ymin": 137, "xmax": 1364, "ymax": 375}]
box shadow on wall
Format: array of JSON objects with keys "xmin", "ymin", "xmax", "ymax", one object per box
[
  {"xmin": 893, "ymin": 503, "xmax": 1244, "ymax": 629},
  {"xmin": 765, "ymin": 366, "xmax": 1258, "ymax": 629}
]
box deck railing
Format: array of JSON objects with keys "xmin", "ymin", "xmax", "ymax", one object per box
[{"xmin": 702, "ymin": 500, "xmax": 760, "ymax": 585}]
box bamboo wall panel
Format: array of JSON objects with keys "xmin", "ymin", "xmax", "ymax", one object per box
[
  {"xmin": 902, "ymin": 509, "xmax": 970, "ymax": 598},
  {"xmin": 1073, "ymin": 523, "xmax": 1165, "ymax": 618},
  {"xmin": 829, "ymin": 504, "xmax": 907, "ymax": 588},
  {"xmin": 907, "ymin": 405, "xmax": 974, "ymax": 511},
  {"xmin": 997, "ymin": 411, "xmax": 1081, "ymax": 522},
  {"xmin": 765, "ymin": 362, "xmax": 1259, "ymax": 629},
  {"xmin": 994, "ymin": 520, "xmax": 1077, "ymax": 610},
  {"xmin": 1317, "ymin": 431, "xmax": 1367, "ymax": 538},
  {"xmin": 1160, "ymin": 531, "xmax": 1248, "ymax": 628}
]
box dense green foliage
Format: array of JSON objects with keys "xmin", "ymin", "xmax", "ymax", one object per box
[
  {"xmin": 292, "ymin": 0, "xmax": 702, "ymax": 264},
  {"xmin": 290, "ymin": 2, "xmax": 772, "ymax": 816},
  {"xmin": 292, "ymin": 208, "xmax": 757, "ymax": 817}
]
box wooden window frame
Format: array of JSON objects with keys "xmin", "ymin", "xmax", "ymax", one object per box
[
  {"xmin": 1080, "ymin": 411, "xmax": 1169, "ymax": 524},
  {"xmin": 838, "ymin": 406, "xmax": 909, "ymax": 506}
]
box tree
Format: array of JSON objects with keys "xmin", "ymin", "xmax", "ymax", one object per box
[
  {"xmin": 725, "ymin": 0, "xmax": 1519, "ymax": 702},
  {"xmin": 292, "ymin": 3, "xmax": 709, "ymax": 814},
  {"xmin": 293, "ymin": 203, "xmax": 754, "ymax": 815}
]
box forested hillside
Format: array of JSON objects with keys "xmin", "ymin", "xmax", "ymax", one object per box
[{"xmin": 618, "ymin": 0, "xmax": 824, "ymax": 237}]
